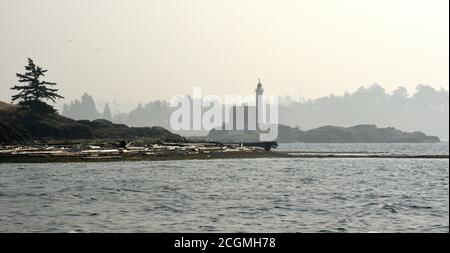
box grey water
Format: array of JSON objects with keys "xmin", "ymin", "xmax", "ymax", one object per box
[
  {"xmin": 0, "ymin": 143, "xmax": 448, "ymax": 233},
  {"xmin": 277, "ymin": 142, "xmax": 449, "ymax": 156}
]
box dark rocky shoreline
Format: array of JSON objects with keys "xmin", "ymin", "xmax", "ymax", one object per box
[
  {"xmin": 0, "ymin": 142, "xmax": 290, "ymax": 163},
  {"xmin": 1, "ymin": 143, "xmax": 447, "ymax": 163},
  {"xmin": 0, "ymin": 101, "xmax": 183, "ymax": 144}
]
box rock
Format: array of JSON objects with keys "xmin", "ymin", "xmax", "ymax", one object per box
[
  {"xmin": 207, "ymin": 124, "xmax": 440, "ymax": 143},
  {"xmin": 0, "ymin": 101, "xmax": 183, "ymax": 144}
]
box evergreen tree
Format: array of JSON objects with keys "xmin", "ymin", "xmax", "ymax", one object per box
[
  {"xmin": 11, "ymin": 58, "xmax": 64, "ymax": 113},
  {"xmin": 103, "ymin": 103, "xmax": 112, "ymax": 121}
]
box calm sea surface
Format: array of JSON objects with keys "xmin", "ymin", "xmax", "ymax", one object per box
[{"xmin": 0, "ymin": 143, "xmax": 448, "ymax": 232}]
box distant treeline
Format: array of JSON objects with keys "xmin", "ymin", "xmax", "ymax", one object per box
[{"xmin": 62, "ymin": 84, "xmax": 449, "ymax": 138}]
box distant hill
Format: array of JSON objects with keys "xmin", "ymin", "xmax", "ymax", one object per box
[
  {"xmin": 207, "ymin": 124, "xmax": 440, "ymax": 143},
  {"xmin": 0, "ymin": 101, "xmax": 183, "ymax": 144}
]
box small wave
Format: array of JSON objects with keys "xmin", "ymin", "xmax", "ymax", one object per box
[
  {"xmin": 120, "ymin": 188, "xmax": 146, "ymax": 193},
  {"xmin": 156, "ymin": 164, "xmax": 185, "ymax": 169},
  {"xmin": 198, "ymin": 225, "xmax": 217, "ymax": 231},
  {"xmin": 155, "ymin": 203, "xmax": 185, "ymax": 213},
  {"xmin": 67, "ymin": 229, "xmax": 84, "ymax": 233},
  {"xmin": 158, "ymin": 185, "xmax": 180, "ymax": 192},
  {"xmin": 317, "ymin": 229, "xmax": 334, "ymax": 233},
  {"xmin": 99, "ymin": 186, "xmax": 121, "ymax": 192},
  {"xmin": 331, "ymin": 193, "xmax": 348, "ymax": 201},
  {"xmin": 408, "ymin": 205, "xmax": 433, "ymax": 210},
  {"xmin": 300, "ymin": 177, "xmax": 316, "ymax": 184},
  {"xmin": 379, "ymin": 204, "xmax": 399, "ymax": 213},
  {"xmin": 65, "ymin": 213, "xmax": 82, "ymax": 217},
  {"xmin": 281, "ymin": 167, "xmax": 297, "ymax": 171}
]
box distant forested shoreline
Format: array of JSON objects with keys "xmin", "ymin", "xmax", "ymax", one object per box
[{"xmin": 62, "ymin": 84, "xmax": 449, "ymax": 138}]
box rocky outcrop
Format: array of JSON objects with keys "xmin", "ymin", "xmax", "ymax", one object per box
[
  {"xmin": 207, "ymin": 124, "xmax": 441, "ymax": 143},
  {"xmin": 297, "ymin": 124, "xmax": 440, "ymax": 143},
  {"xmin": 0, "ymin": 101, "xmax": 183, "ymax": 144}
]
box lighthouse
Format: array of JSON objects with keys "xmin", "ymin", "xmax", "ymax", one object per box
[{"xmin": 255, "ymin": 79, "xmax": 264, "ymax": 131}]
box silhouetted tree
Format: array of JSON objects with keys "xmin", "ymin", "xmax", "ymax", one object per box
[
  {"xmin": 11, "ymin": 58, "xmax": 64, "ymax": 113},
  {"xmin": 103, "ymin": 103, "xmax": 112, "ymax": 121},
  {"xmin": 391, "ymin": 86, "xmax": 409, "ymax": 115}
]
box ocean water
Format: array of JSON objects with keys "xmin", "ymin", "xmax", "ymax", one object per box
[
  {"xmin": 0, "ymin": 143, "xmax": 448, "ymax": 233},
  {"xmin": 277, "ymin": 143, "xmax": 450, "ymax": 156}
]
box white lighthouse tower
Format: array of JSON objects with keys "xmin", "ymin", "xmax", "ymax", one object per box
[{"xmin": 255, "ymin": 79, "xmax": 264, "ymax": 131}]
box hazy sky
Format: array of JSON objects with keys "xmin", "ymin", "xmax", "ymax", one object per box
[{"xmin": 0, "ymin": 0, "xmax": 448, "ymax": 107}]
